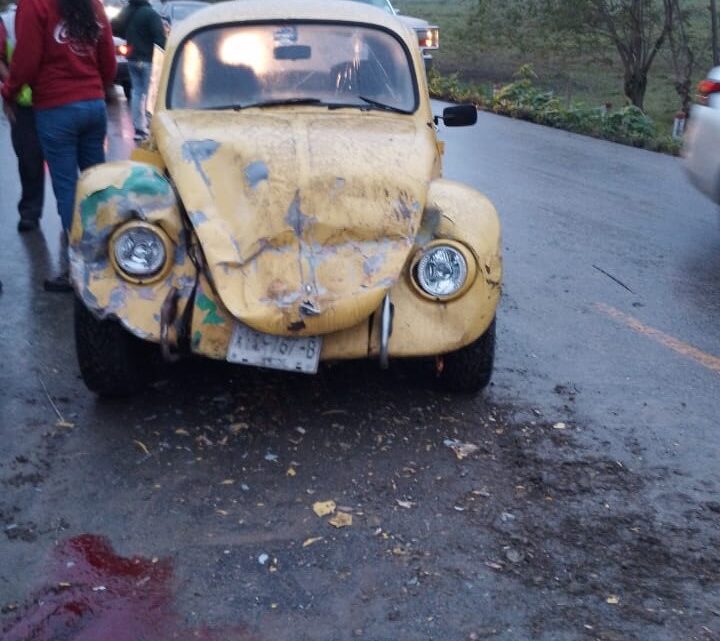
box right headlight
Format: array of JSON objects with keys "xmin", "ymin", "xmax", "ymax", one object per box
[
  {"xmin": 411, "ymin": 241, "xmax": 476, "ymax": 301},
  {"xmin": 110, "ymin": 222, "xmax": 172, "ymax": 284}
]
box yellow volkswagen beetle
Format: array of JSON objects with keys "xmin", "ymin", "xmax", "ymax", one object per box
[{"xmin": 70, "ymin": 0, "xmax": 502, "ymax": 396}]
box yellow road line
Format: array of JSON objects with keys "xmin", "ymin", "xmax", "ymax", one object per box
[{"xmin": 595, "ymin": 303, "xmax": 720, "ymax": 374}]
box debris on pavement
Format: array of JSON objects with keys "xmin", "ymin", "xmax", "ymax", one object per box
[
  {"xmin": 329, "ymin": 512, "xmax": 353, "ymax": 528},
  {"xmin": 396, "ymin": 499, "xmax": 415, "ymax": 509},
  {"xmin": 313, "ymin": 500, "xmax": 336, "ymax": 517},
  {"xmin": 228, "ymin": 422, "xmax": 249, "ymax": 434},
  {"xmin": 39, "ymin": 376, "xmax": 75, "ymax": 430},
  {"xmin": 133, "ymin": 440, "xmax": 151, "ymax": 456},
  {"xmin": 443, "ymin": 439, "xmax": 480, "ymax": 460},
  {"xmin": 302, "ymin": 537, "xmax": 324, "ymax": 548},
  {"xmin": 258, "ymin": 553, "xmax": 269, "ymax": 566},
  {"xmin": 553, "ymin": 422, "xmax": 568, "ymax": 430}
]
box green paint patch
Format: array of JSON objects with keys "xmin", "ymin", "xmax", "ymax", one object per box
[
  {"xmin": 124, "ymin": 165, "xmax": 171, "ymax": 197},
  {"xmin": 196, "ymin": 293, "xmax": 225, "ymax": 326},
  {"xmin": 79, "ymin": 165, "xmax": 171, "ymax": 228},
  {"xmin": 80, "ymin": 186, "xmax": 124, "ymax": 228}
]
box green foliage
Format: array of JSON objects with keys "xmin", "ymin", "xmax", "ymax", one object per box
[
  {"xmin": 428, "ymin": 66, "xmax": 681, "ymax": 155},
  {"xmin": 427, "ymin": 69, "xmax": 487, "ymax": 106},
  {"xmin": 400, "ymin": 0, "xmax": 711, "ymax": 130}
]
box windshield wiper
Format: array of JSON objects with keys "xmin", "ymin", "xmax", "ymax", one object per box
[
  {"xmin": 357, "ymin": 95, "xmax": 412, "ymax": 114},
  {"xmin": 204, "ymin": 98, "xmax": 325, "ymax": 111},
  {"xmin": 242, "ymin": 98, "xmax": 325, "ymax": 109}
]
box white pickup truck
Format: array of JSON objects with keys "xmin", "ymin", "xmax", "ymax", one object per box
[{"xmin": 354, "ymin": 0, "xmax": 439, "ymax": 71}]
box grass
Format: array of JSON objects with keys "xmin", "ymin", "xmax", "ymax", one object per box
[{"xmin": 398, "ymin": 0, "xmax": 714, "ymax": 134}]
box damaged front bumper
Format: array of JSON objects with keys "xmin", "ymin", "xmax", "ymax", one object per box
[{"xmin": 71, "ymin": 161, "xmax": 501, "ymax": 370}]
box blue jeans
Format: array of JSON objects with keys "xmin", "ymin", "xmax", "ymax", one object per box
[
  {"xmin": 35, "ymin": 99, "xmax": 107, "ymax": 231},
  {"xmin": 129, "ymin": 60, "xmax": 152, "ymax": 135}
]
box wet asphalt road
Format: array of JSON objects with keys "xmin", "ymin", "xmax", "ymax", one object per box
[{"xmin": 0, "ymin": 99, "xmax": 719, "ymax": 641}]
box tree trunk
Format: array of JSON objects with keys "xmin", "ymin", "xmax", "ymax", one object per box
[
  {"xmin": 712, "ymin": 0, "xmax": 720, "ymax": 66},
  {"xmin": 624, "ymin": 72, "xmax": 648, "ymax": 110}
]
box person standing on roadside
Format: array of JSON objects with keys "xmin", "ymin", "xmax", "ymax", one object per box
[
  {"xmin": 1, "ymin": 0, "xmax": 116, "ymax": 292},
  {"xmin": 112, "ymin": 0, "xmax": 165, "ymax": 142},
  {"xmin": 0, "ymin": 7, "xmax": 45, "ymax": 233}
]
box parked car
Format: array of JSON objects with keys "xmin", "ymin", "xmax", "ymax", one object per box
[
  {"xmin": 351, "ymin": 0, "xmax": 438, "ymax": 70},
  {"xmin": 684, "ymin": 67, "xmax": 720, "ymax": 204},
  {"xmin": 70, "ymin": 0, "xmax": 501, "ymax": 397}
]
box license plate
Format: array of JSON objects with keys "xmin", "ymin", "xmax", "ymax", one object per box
[{"xmin": 227, "ymin": 324, "xmax": 322, "ymax": 374}]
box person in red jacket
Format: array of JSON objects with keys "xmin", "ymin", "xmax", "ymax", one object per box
[{"xmin": 1, "ymin": 0, "xmax": 116, "ymax": 292}]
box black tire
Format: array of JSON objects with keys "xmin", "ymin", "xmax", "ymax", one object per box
[
  {"xmin": 74, "ymin": 297, "xmax": 158, "ymax": 397},
  {"xmin": 436, "ymin": 318, "xmax": 496, "ymax": 393},
  {"xmin": 122, "ymin": 83, "xmax": 131, "ymax": 100}
]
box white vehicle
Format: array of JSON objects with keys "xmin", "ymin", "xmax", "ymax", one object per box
[
  {"xmin": 684, "ymin": 67, "xmax": 720, "ymax": 204},
  {"xmin": 351, "ymin": 0, "xmax": 439, "ymax": 70}
]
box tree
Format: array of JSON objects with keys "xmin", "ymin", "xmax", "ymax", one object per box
[
  {"xmin": 474, "ymin": 0, "xmax": 676, "ymax": 111},
  {"xmin": 543, "ymin": 0, "xmax": 675, "ymax": 110},
  {"xmin": 666, "ymin": 0, "xmax": 695, "ymax": 114}
]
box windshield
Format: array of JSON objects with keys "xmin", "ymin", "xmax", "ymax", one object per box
[{"xmin": 168, "ymin": 23, "xmax": 417, "ymax": 113}]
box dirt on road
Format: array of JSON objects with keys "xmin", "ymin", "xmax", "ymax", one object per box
[{"xmin": 1, "ymin": 362, "xmax": 718, "ymax": 641}]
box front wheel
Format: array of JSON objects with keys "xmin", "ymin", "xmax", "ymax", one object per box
[
  {"xmin": 436, "ymin": 318, "xmax": 496, "ymax": 393},
  {"xmin": 74, "ymin": 298, "xmax": 158, "ymax": 397}
]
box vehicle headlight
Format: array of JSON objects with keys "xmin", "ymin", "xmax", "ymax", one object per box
[
  {"xmin": 417, "ymin": 27, "xmax": 440, "ymax": 50},
  {"xmin": 111, "ymin": 223, "xmax": 171, "ymax": 283},
  {"xmin": 414, "ymin": 243, "xmax": 469, "ymax": 299}
]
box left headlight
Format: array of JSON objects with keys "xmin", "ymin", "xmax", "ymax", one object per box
[
  {"xmin": 110, "ymin": 223, "xmax": 172, "ymax": 283},
  {"xmin": 412, "ymin": 242, "xmax": 473, "ymax": 300}
]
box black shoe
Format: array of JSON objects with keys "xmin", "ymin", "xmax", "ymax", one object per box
[
  {"xmin": 18, "ymin": 219, "xmax": 39, "ymax": 233},
  {"xmin": 43, "ymin": 273, "xmax": 72, "ymax": 293}
]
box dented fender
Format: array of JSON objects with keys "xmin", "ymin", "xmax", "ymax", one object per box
[{"xmin": 69, "ymin": 161, "xmax": 197, "ymax": 342}]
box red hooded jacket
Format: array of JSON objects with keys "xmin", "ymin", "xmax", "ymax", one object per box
[{"xmin": 1, "ymin": 0, "xmax": 116, "ymax": 109}]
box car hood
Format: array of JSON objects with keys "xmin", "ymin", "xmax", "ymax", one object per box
[{"xmin": 153, "ymin": 109, "xmax": 437, "ymax": 336}]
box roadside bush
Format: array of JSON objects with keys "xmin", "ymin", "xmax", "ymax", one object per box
[
  {"xmin": 427, "ymin": 70, "xmax": 486, "ymax": 107},
  {"xmin": 428, "ymin": 66, "xmax": 681, "ymax": 156}
]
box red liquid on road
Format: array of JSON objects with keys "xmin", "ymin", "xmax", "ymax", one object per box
[{"xmin": 2, "ymin": 534, "xmax": 258, "ymax": 641}]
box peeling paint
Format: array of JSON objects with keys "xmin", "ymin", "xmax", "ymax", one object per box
[
  {"xmin": 182, "ymin": 140, "xmax": 220, "ymax": 187},
  {"xmin": 363, "ymin": 254, "xmax": 385, "ymax": 277},
  {"xmin": 196, "ymin": 293, "xmax": 225, "ymax": 326},
  {"xmin": 245, "ymin": 161, "xmax": 269, "ymax": 189},
  {"xmin": 285, "ymin": 191, "xmax": 314, "ymax": 237},
  {"xmin": 189, "ymin": 211, "xmax": 209, "ymax": 226}
]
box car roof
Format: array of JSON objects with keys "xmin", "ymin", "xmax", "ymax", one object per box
[{"xmin": 169, "ymin": 0, "xmax": 410, "ymax": 44}]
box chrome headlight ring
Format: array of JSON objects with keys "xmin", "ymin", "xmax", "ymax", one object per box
[
  {"xmin": 410, "ymin": 240, "xmax": 477, "ymax": 301},
  {"xmin": 110, "ymin": 221, "xmax": 173, "ymax": 285}
]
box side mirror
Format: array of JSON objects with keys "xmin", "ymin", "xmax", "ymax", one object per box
[{"xmin": 435, "ymin": 104, "xmax": 477, "ymax": 127}]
